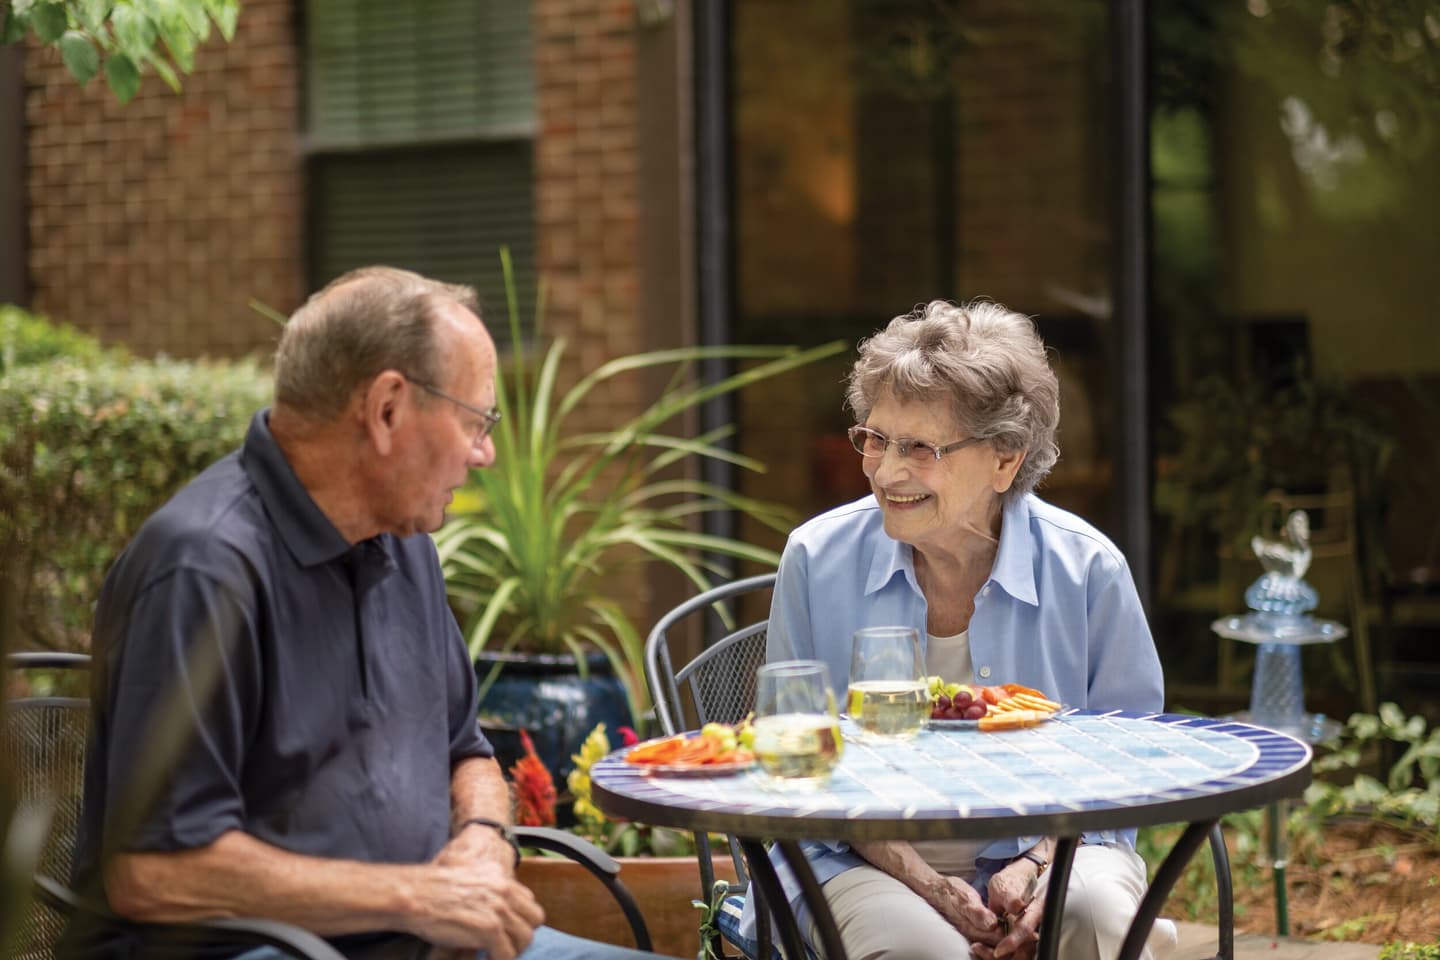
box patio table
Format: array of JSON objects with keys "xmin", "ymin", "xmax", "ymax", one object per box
[{"xmin": 592, "ymin": 710, "xmax": 1312, "ymax": 960}]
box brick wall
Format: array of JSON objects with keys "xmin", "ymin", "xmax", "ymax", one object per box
[
  {"xmin": 23, "ymin": 0, "xmax": 305, "ymax": 358},
  {"xmin": 532, "ymin": 0, "xmax": 643, "ymax": 437}
]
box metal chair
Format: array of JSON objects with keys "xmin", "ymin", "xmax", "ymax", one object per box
[
  {"xmin": 645, "ymin": 574, "xmax": 1236, "ymax": 960},
  {"xmin": 4, "ymin": 651, "xmax": 651, "ymax": 958},
  {"xmin": 645, "ymin": 573, "xmax": 777, "ymax": 960}
]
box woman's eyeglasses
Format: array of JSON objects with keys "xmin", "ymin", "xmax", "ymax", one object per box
[{"xmin": 847, "ymin": 425, "xmax": 985, "ymax": 465}]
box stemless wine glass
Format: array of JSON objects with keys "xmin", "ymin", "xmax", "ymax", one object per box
[
  {"xmin": 847, "ymin": 626, "xmax": 928, "ymax": 739},
  {"xmin": 752, "ymin": 660, "xmax": 842, "ymax": 787}
]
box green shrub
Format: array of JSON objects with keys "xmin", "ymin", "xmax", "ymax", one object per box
[
  {"xmin": 1380, "ymin": 942, "xmax": 1440, "ymax": 960},
  {"xmin": 0, "ymin": 305, "xmax": 108, "ymax": 374},
  {"xmin": 0, "ymin": 355, "xmax": 272, "ymax": 652}
]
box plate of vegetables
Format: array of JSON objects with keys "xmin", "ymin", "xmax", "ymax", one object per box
[{"xmin": 623, "ymin": 720, "xmax": 757, "ymax": 776}]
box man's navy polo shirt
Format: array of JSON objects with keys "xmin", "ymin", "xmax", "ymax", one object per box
[{"xmin": 74, "ymin": 409, "xmax": 492, "ymax": 900}]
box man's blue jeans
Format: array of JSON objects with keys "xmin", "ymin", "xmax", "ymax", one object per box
[{"xmin": 234, "ymin": 925, "xmax": 663, "ymax": 959}]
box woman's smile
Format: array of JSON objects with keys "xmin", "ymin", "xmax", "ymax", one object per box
[{"xmin": 882, "ymin": 490, "xmax": 932, "ymax": 507}]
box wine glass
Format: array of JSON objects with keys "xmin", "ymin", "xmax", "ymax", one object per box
[
  {"xmin": 752, "ymin": 660, "xmax": 842, "ymax": 787},
  {"xmin": 847, "ymin": 626, "xmax": 927, "ymax": 739}
]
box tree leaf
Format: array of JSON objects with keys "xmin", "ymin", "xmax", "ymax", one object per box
[
  {"xmin": 146, "ymin": 49, "xmax": 179, "ymax": 92},
  {"xmin": 104, "ymin": 52, "xmax": 140, "ymax": 103},
  {"xmin": 76, "ymin": 0, "xmax": 109, "ymax": 35},
  {"xmin": 109, "ymin": 4, "xmax": 156, "ymax": 58},
  {"xmin": 213, "ymin": 0, "xmax": 239, "ymax": 41},
  {"xmin": 1, "ymin": 8, "xmax": 31, "ymax": 46},
  {"xmin": 58, "ymin": 31, "xmax": 101, "ymax": 85},
  {"xmin": 30, "ymin": 1, "xmax": 67, "ymax": 43},
  {"xmin": 155, "ymin": 13, "xmax": 196, "ymax": 74}
]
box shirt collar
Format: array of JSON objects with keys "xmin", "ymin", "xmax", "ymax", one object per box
[
  {"xmin": 240, "ymin": 408, "xmax": 354, "ymax": 569},
  {"xmin": 864, "ymin": 527, "xmax": 914, "ymax": 597},
  {"xmin": 990, "ymin": 493, "xmax": 1040, "ymax": 606},
  {"xmin": 861, "ymin": 493, "xmax": 1040, "ymax": 607}
]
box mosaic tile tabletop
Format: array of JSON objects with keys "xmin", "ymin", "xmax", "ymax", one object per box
[{"xmin": 592, "ymin": 711, "xmax": 1313, "ymax": 842}]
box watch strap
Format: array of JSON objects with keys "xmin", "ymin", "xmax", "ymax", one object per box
[{"xmin": 1020, "ymin": 849, "xmax": 1049, "ymax": 874}]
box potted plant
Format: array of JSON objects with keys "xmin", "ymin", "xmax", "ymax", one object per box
[
  {"xmin": 434, "ymin": 251, "xmax": 845, "ymax": 780},
  {"xmin": 508, "ymin": 724, "xmax": 739, "ymax": 959}
]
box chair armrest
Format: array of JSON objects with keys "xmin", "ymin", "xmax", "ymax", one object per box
[
  {"xmin": 513, "ymin": 825, "xmax": 620, "ymax": 874},
  {"xmin": 512, "ymin": 826, "xmax": 652, "ymax": 952},
  {"xmin": 36, "ymin": 874, "xmax": 347, "ymax": 960}
]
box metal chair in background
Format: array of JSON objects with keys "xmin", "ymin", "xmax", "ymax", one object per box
[
  {"xmin": 4, "ymin": 651, "xmax": 346, "ymax": 959},
  {"xmin": 4, "ymin": 651, "xmax": 651, "ymax": 958},
  {"xmin": 645, "ymin": 573, "xmax": 776, "ymax": 959}
]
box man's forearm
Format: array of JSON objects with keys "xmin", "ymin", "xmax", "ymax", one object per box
[
  {"xmin": 106, "ymin": 830, "xmax": 431, "ymax": 935},
  {"xmin": 449, "ymin": 755, "xmax": 512, "ymax": 829}
]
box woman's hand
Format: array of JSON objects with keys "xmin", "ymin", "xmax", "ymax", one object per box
[
  {"xmin": 931, "ymin": 875, "xmax": 1002, "ymax": 946},
  {"xmin": 985, "ymin": 857, "xmax": 1040, "ymax": 922},
  {"xmin": 974, "ymin": 851, "xmax": 1050, "ymax": 960},
  {"xmin": 970, "ymin": 892, "xmax": 1041, "ymax": 960}
]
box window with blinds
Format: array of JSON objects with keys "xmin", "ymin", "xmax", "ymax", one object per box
[{"xmin": 304, "ymin": 0, "xmax": 536, "ymax": 333}]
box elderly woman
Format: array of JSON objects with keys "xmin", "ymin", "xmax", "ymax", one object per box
[{"xmin": 740, "ymin": 300, "xmax": 1175, "ymax": 960}]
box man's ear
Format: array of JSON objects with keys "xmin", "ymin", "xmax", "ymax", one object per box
[
  {"xmin": 362, "ymin": 371, "xmax": 409, "ymax": 456},
  {"xmin": 991, "ymin": 446, "xmax": 1026, "ymax": 495}
]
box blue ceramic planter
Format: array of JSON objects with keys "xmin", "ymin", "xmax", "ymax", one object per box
[{"xmin": 474, "ymin": 650, "xmax": 633, "ymax": 790}]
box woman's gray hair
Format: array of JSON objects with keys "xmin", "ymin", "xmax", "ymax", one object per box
[
  {"xmin": 274, "ymin": 266, "xmax": 480, "ymax": 420},
  {"xmin": 846, "ymin": 300, "xmax": 1061, "ymax": 498}
]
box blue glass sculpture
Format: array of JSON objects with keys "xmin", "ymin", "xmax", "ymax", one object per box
[{"xmin": 1212, "ymin": 509, "xmax": 1344, "ymax": 741}]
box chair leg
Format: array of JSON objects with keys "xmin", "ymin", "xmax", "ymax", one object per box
[{"xmin": 1208, "ymin": 823, "xmax": 1234, "ymax": 960}]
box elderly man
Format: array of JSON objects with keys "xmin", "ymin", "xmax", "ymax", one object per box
[{"xmin": 69, "ymin": 267, "xmax": 662, "ymax": 960}]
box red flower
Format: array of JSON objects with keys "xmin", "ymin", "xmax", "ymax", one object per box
[
  {"xmin": 509, "ymin": 730, "xmax": 557, "ymax": 827},
  {"xmin": 618, "ymin": 726, "xmax": 639, "ymax": 747}
]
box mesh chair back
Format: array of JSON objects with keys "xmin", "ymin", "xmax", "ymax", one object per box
[
  {"xmin": 643, "ymin": 574, "xmax": 775, "ymax": 901},
  {"xmin": 646, "ymin": 573, "xmax": 775, "ymax": 738},
  {"xmin": 4, "ymin": 654, "xmax": 91, "ymax": 960}
]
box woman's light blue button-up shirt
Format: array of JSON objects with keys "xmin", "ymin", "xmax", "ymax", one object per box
[{"xmin": 738, "ymin": 492, "xmax": 1165, "ymax": 942}]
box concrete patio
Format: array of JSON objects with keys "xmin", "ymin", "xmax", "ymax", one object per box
[{"xmin": 1174, "ymin": 920, "xmax": 1382, "ymax": 960}]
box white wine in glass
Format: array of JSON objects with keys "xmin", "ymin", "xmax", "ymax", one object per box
[
  {"xmin": 752, "ymin": 713, "xmax": 843, "ymax": 782},
  {"xmin": 754, "ymin": 660, "xmax": 842, "ymax": 787},
  {"xmin": 848, "ymin": 626, "xmax": 927, "ymax": 739}
]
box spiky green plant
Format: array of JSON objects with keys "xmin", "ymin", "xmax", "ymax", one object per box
[{"xmin": 433, "ymin": 251, "xmax": 846, "ymax": 720}]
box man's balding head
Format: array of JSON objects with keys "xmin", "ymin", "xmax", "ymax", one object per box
[{"xmin": 274, "ymin": 267, "xmax": 483, "ymax": 421}]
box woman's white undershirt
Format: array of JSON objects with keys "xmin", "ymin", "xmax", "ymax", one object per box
[{"xmin": 906, "ymin": 628, "xmax": 991, "ymax": 878}]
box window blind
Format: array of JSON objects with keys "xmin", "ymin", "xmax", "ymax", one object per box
[
  {"xmin": 306, "ymin": 0, "xmax": 535, "ymax": 149},
  {"xmin": 309, "ymin": 142, "xmax": 537, "ymax": 335}
]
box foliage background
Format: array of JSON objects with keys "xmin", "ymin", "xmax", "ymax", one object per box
[{"xmin": 0, "ymin": 306, "xmax": 270, "ymax": 654}]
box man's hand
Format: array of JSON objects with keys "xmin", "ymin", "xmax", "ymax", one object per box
[
  {"xmin": 443, "ymin": 820, "xmax": 518, "ymax": 875},
  {"xmin": 931, "ymin": 875, "xmax": 1002, "ymax": 946},
  {"xmin": 408, "ymin": 853, "xmax": 544, "ymax": 960}
]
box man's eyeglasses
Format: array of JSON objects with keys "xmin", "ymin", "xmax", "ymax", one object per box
[
  {"xmin": 406, "ymin": 376, "xmax": 502, "ymax": 443},
  {"xmin": 847, "ymin": 424, "xmax": 985, "ymax": 465}
]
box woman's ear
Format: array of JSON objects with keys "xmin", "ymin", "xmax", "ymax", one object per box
[{"xmin": 991, "ymin": 446, "xmax": 1026, "ymax": 495}]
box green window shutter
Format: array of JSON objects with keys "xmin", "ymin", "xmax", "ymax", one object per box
[
  {"xmin": 306, "ymin": 0, "xmax": 535, "ymax": 149},
  {"xmin": 309, "ymin": 142, "xmax": 537, "ymax": 336},
  {"xmin": 304, "ymin": 0, "xmax": 537, "ymax": 338}
]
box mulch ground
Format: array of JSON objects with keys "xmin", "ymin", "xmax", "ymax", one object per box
[{"xmin": 1226, "ymin": 819, "xmax": 1440, "ymax": 945}]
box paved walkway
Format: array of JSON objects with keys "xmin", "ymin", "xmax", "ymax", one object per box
[{"xmin": 1174, "ymin": 921, "xmax": 1382, "ymax": 960}]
